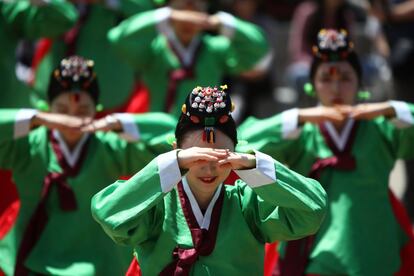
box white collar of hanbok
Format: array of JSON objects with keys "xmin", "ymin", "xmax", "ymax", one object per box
[
  {"xmin": 164, "ymin": 25, "xmax": 201, "ymax": 67},
  {"xmin": 52, "ymin": 130, "xmax": 90, "ymax": 168},
  {"xmin": 324, "ymin": 118, "xmax": 355, "ymax": 152},
  {"xmin": 182, "ymin": 176, "xmax": 223, "ymax": 230}
]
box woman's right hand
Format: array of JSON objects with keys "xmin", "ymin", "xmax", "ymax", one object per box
[
  {"xmin": 31, "ymin": 112, "xmax": 92, "ymax": 133},
  {"xmin": 298, "ymin": 106, "xmax": 350, "ymax": 125},
  {"xmin": 170, "ymin": 10, "xmax": 219, "ymax": 31},
  {"xmin": 177, "ymin": 147, "xmax": 229, "ymax": 170}
]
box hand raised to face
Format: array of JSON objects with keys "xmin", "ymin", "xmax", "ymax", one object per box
[
  {"xmin": 170, "ymin": 10, "xmax": 220, "ymax": 31},
  {"xmin": 32, "ymin": 113, "xmax": 123, "ymax": 134},
  {"xmin": 177, "ymin": 147, "xmax": 256, "ymax": 170},
  {"xmin": 298, "ymin": 102, "xmax": 396, "ymax": 125},
  {"xmin": 349, "ymin": 102, "xmax": 395, "ymax": 120}
]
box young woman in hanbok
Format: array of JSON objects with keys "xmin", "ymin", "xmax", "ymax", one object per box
[
  {"xmin": 91, "ymin": 85, "xmax": 327, "ymax": 275},
  {"xmin": 107, "ymin": 0, "xmax": 272, "ymax": 117},
  {"xmin": 238, "ymin": 29, "xmax": 414, "ymax": 276},
  {"xmin": 0, "ymin": 56, "xmax": 175, "ymax": 276}
]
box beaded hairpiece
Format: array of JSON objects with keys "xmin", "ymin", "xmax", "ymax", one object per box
[
  {"xmin": 53, "ymin": 56, "xmax": 96, "ymax": 90},
  {"xmin": 181, "ymin": 85, "xmax": 234, "ymax": 144},
  {"xmin": 48, "ymin": 55, "xmax": 99, "ymax": 104},
  {"xmin": 312, "ymin": 29, "xmax": 354, "ymax": 61}
]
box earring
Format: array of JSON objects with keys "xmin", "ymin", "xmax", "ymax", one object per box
[
  {"xmin": 303, "ymin": 82, "xmax": 316, "ymax": 97},
  {"xmin": 357, "ymin": 90, "xmax": 371, "ymax": 100},
  {"xmin": 96, "ymin": 104, "xmax": 104, "ymax": 112},
  {"xmin": 36, "ymin": 100, "xmax": 49, "ymax": 111}
]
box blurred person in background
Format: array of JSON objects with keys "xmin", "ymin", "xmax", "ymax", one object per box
[
  {"xmin": 0, "ymin": 56, "xmax": 175, "ymax": 276},
  {"xmin": 0, "ymin": 0, "xmax": 77, "ymax": 244},
  {"xmin": 107, "ymin": 0, "xmax": 271, "ymax": 118},
  {"xmin": 370, "ymin": 0, "xmax": 414, "ymax": 223},
  {"xmin": 219, "ymin": 0, "xmax": 275, "ymax": 122},
  {"xmin": 286, "ymin": 0, "xmax": 391, "ymax": 107},
  {"xmin": 239, "ymin": 29, "xmax": 414, "ymax": 276},
  {"xmin": 30, "ymin": 0, "xmax": 162, "ymax": 116}
]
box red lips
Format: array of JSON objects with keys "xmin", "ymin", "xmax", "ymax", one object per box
[{"xmin": 197, "ymin": 177, "xmax": 217, "ymax": 184}]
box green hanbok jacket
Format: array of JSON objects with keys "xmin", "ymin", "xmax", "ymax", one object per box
[
  {"xmin": 32, "ymin": 0, "xmax": 158, "ymax": 111},
  {"xmin": 0, "ymin": 0, "xmax": 77, "ymax": 108},
  {"xmin": 91, "ymin": 149, "xmax": 327, "ymax": 275},
  {"xmin": 0, "ymin": 109, "xmax": 175, "ymax": 275},
  {"xmin": 237, "ymin": 101, "xmax": 414, "ymax": 276},
  {"xmin": 108, "ymin": 7, "xmax": 271, "ymax": 117}
]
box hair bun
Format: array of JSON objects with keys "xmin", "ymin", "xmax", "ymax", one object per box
[
  {"xmin": 182, "ymin": 85, "xmax": 233, "ymax": 125},
  {"xmin": 47, "ymin": 55, "xmax": 100, "ymax": 104},
  {"xmin": 180, "ymin": 85, "xmax": 234, "ymax": 144}
]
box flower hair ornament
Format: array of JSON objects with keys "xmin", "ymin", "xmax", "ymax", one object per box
[
  {"xmin": 181, "ymin": 85, "xmax": 235, "ymax": 144},
  {"xmin": 312, "ymin": 29, "xmax": 354, "ymax": 62}
]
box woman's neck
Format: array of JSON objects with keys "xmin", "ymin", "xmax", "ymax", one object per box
[
  {"xmin": 187, "ymin": 184, "xmax": 217, "ymax": 211},
  {"xmin": 192, "ymin": 190, "xmax": 214, "ymax": 211},
  {"xmin": 58, "ymin": 131, "xmax": 83, "ymax": 152}
]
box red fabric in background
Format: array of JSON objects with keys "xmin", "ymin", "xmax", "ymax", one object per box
[
  {"xmin": 30, "ymin": 39, "xmax": 53, "ymax": 87},
  {"xmin": 0, "ymin": 170, "xmax": 20, "ymax": 240},
  {"xmin": 390, "ymin": 190, "xmax": 414, "ymax": 276},
  {"xmin": 96, "ymin": 82, "xmax": 150, "ymax": 118},
  {"xmin": 264, "ymin": 242, "xmax": 279, "ymax": 276},
  {"xmin": 125, "ymin": 258, "xmax": 141, "ymax": 276}
]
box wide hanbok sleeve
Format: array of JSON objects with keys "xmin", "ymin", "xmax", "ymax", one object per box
[
  {"xmin": 107, "ymin": 7, "xmax": 170, "ymax": 70},
  {"xmin": 377, "ymin": 101, "xmax": 414, "ymax": 160},
  {"xmin": 110, "ymin": 112, "xmax": 176, "ymax": 153},
  {"xmin": 1, "ymin": 0, "xmax": 78, "ymax": 39},
  {"xmin": 109, "ymin": 0, "xmax": 159, "ymax": 17},
  {"xmin": 209, "ymin": 11, "xmax": 271, "ymax": 74},
  {"xmin": 234, "ymin": 151, "xmax": 327, "ymax": 243},
  {"xmin": 0, "ymin": 109, "xmax": 38, "ymax": 169},
  {"xmin": 237, "ymin": 108, "xmax": 310, "ymax": 165},
  {"xmin": 94, "ymin": 112, "xmax": 176, "ymax": 176},
  {"xmin": 91, "ymin": 150, "xmax": 181, "ymax": 246}
]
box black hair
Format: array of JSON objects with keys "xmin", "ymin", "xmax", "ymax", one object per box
[
  {"xmin": 304, "ymin": 0, "xmax": 351, "ymax": 56},
  {"xmin": 175, "ymin": 113, "xmax": 238, "ymax": 148},
  {"xmin": 175, "ymin": 86, "xmax": 237, "ymax": 147},
  {"xmin": 310, "ymin": 50, "xmax": 363, "ymax": 87},
  {"xmin": 47, "ymin": 56, "xmax": 100, "ymax": 104}
]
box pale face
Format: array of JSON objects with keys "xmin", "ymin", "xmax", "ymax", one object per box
[
  {"xmin": 50, "ymin": 91, "xmax": 96, "ymax": 141},
  {"xmin": 314, "ymin": 61, "xmax": 359, "ymax": 106},
  {"xmin": 180, "ymin": 129, "xmax": 234, "ymax": 198}
]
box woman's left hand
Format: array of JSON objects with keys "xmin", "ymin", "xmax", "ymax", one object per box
[
  {"xmin": 218, "ymin": 152, "xmax": 256, "ymax": 170},
  {"xmin": 81, "ymin": 115, "xmax": 123, "ymax": 133},
  {"xmin": 349, "ymin": 102, "xmax": 396, "ymax": 120}
]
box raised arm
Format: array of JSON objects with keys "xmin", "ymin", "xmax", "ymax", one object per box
[
  {"xmin": 107, "ymin": 7, "xmax": 169, "ymax": 70},
  {"xmin": 237, "ymin": 109, "xmax": 308, "ymax": 164},
  {"xmin": 233, "ymin": 151, "xmax": 327, "ymax": 243},
  {"xmin": 91, "ymin": 150, "xmax": 181, "ymax": 246},
  {"xmin": 351, "ymin": 101, "xmax": 414, "ymax": 160},
  {"xmin": 0, "ymin": 109, "xmax": 41, "ymax": 169},
  {"xmin": 2, "ymin": 0, "xmax": 78, "ymax": 39},
  {"xmin": 214, "ymin": 12, "xmax": 271, "ymax": 74}
]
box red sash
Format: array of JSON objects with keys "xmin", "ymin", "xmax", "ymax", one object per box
[
  {"xmin": 160, "ymin": 182, "xmax": 224, "ymax": 276},
  {"xmin": 277, "ymin": 121, "xmax": 359, "ymax": 276},
  {"xmin": 164, "ymin": 40, "xmax": 202, "ymax": 113}
]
